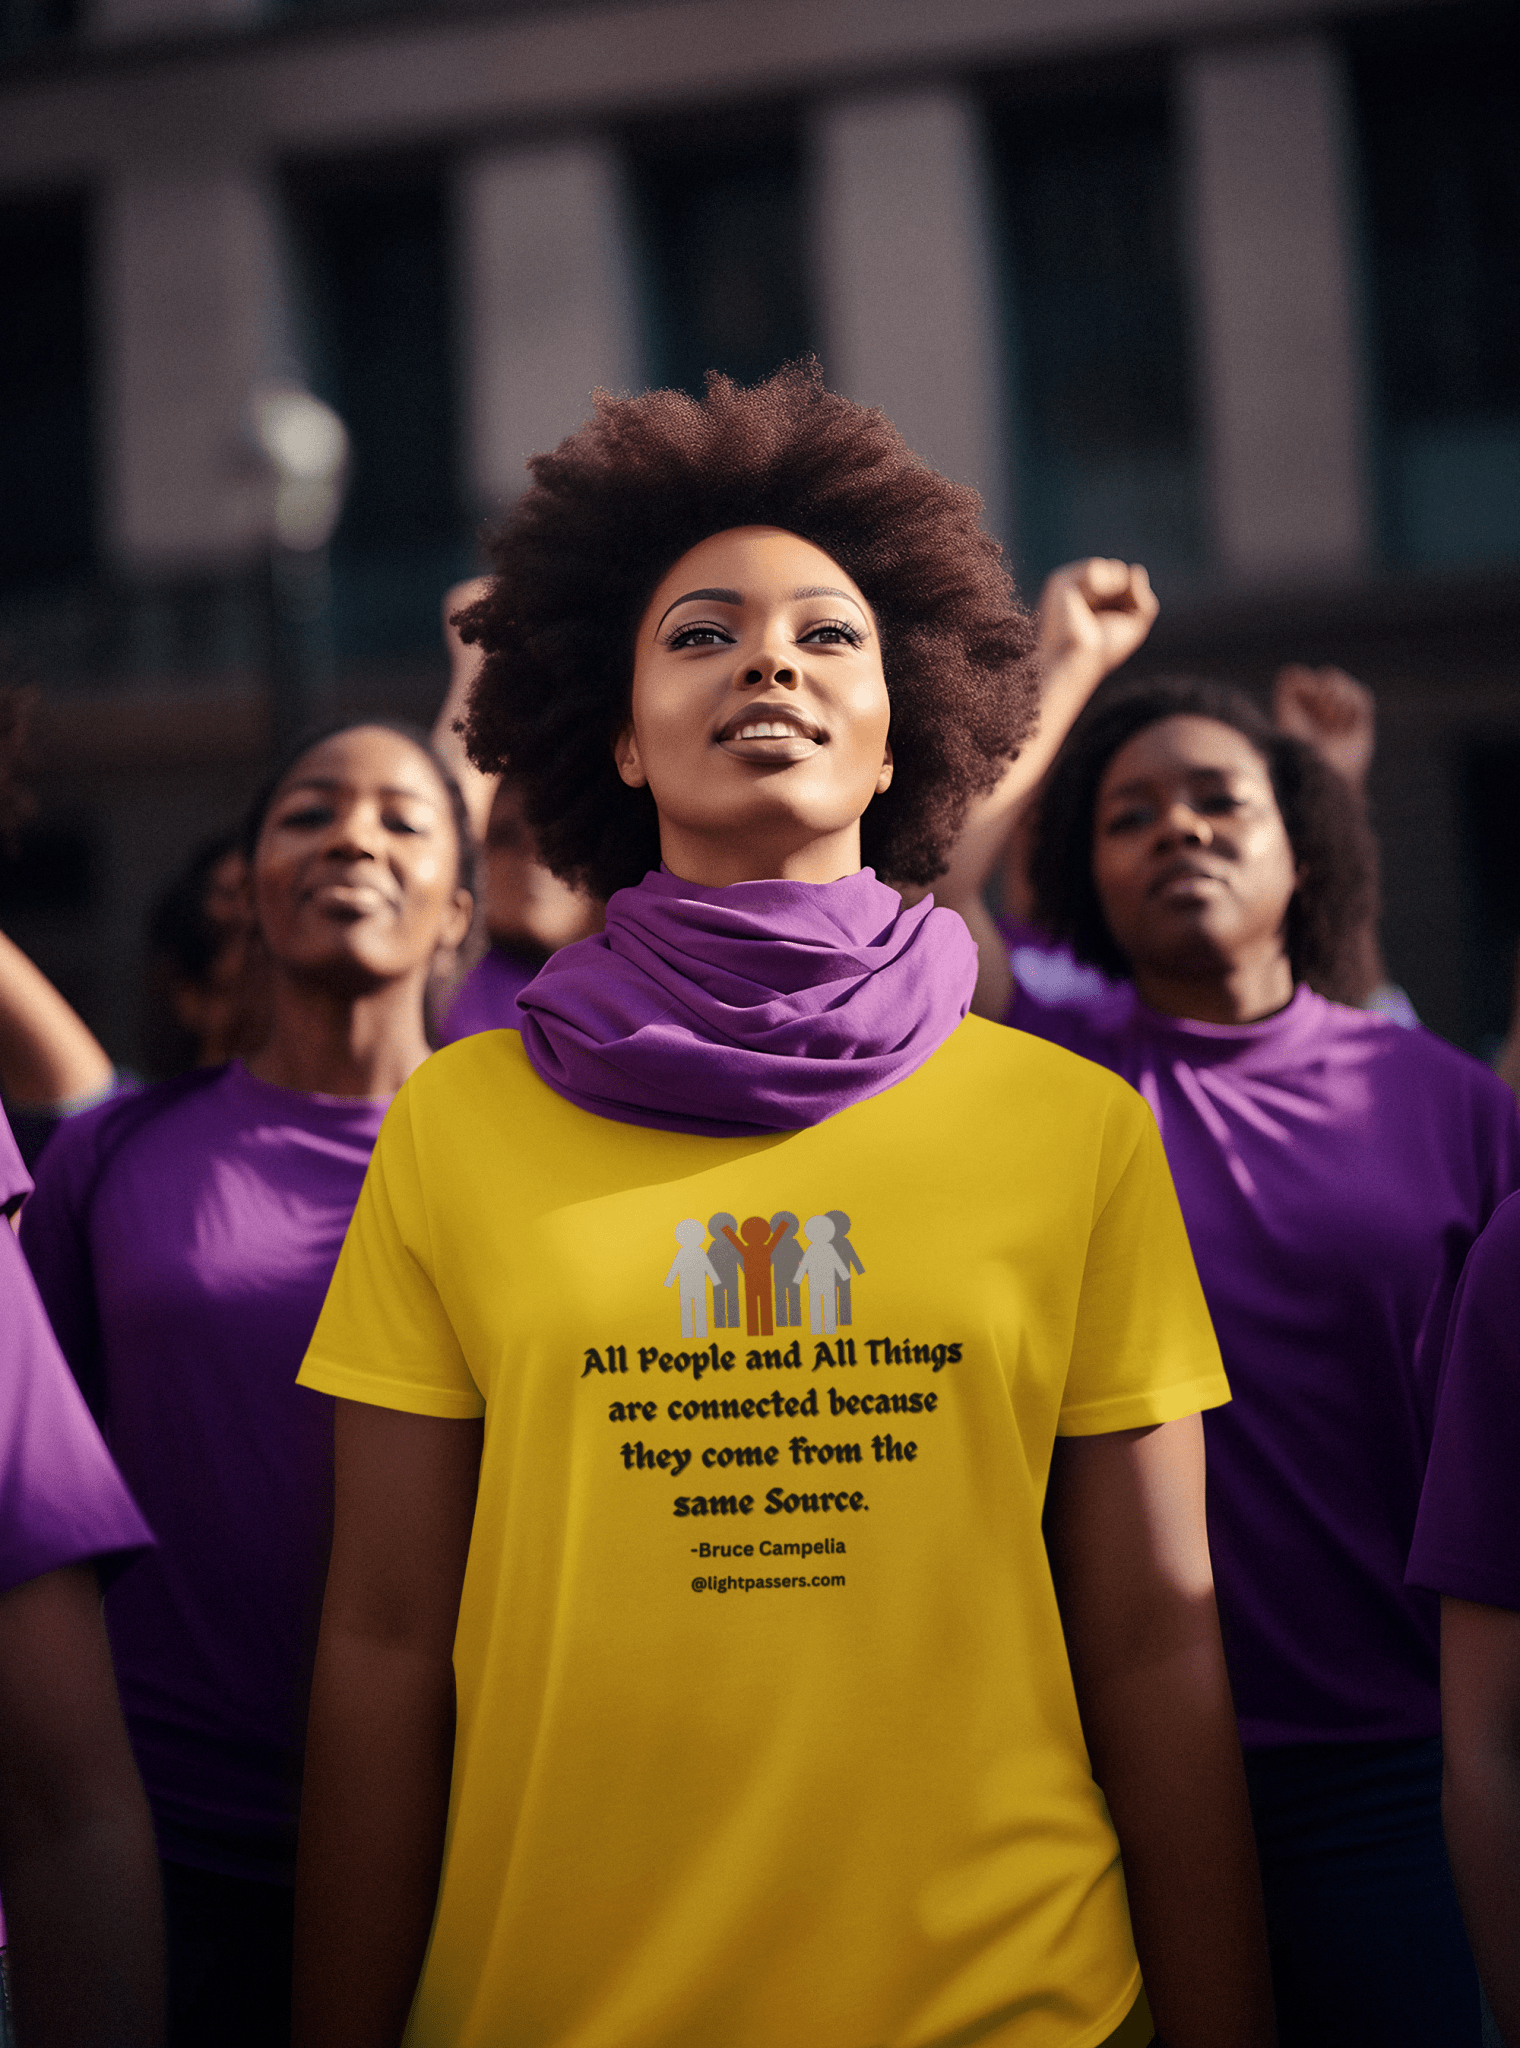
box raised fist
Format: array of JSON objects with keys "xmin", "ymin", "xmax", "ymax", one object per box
[
  {"xmin": 1037, "ymin": 557, "xmax": 1159, "ymax": 685},
  {"xmin": 1271, "ymin": 664, "xmax": 1376, "ymax": 791}
]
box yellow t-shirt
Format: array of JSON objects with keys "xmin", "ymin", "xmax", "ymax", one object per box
[{"xmin": 300, "ymin": 1016, "xmax": 1226, "ymax": 2048}]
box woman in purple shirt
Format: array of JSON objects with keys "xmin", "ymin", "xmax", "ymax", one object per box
[
  {"xmin": 974, "ymin": 674, "xmax": 1520, "ymax": 2046},
  {"xmin": 21, "ymin": 719, "xmax": 473, "ymax": 2048}
]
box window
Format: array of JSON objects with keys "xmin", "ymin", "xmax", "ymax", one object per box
[
  {"xmin": 1349, "ymin": 2, "xmax": 1520, "ymax": 568},
  {"xmin": 284, "ymin": 160, "xmax": 468, "ymax": 660},
  {"xmin": 626, "ymin": 111, "xmax": 816, "ymax": 397},
  {"xmin": 985, "ymin": 73, "xmax": 1205, "ymax": 590},
  {"xmin": 0, "ymin": 191, "xmax": 94, "ymax": 596}
]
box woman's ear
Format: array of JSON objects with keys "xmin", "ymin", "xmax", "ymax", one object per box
[
  {"xmin": 614, "ymin": 722, "xmax": 648, "ymax": 790},
  {"xmin": 442, "ymin": 888, "xmax": 474, "ymax": 956},
  {"xmin": 874, "ymin": 739, "xmax": 894, "ymax": 796}
]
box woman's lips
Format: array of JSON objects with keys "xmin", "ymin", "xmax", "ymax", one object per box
[
  {"xmin": 715, "ymin": 711, "xmax": 826, "ymax": 764},
  {"xmin": 307, "ymin": 880, "xmax": 391, "ymax": 917}
]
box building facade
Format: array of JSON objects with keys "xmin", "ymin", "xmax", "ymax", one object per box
[{"xmin": 1, "ymin": 0, "xmax": 1517, "ymax": 1061}]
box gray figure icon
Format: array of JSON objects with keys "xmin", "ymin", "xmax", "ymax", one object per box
[
  {"xmin": 706, "ymin": 1213, "xmax": 741, "ymax": 1330},
  {"xmin": 770, "ymin": 1211, "xmax": 803, "ymax": 1327},
  {"xmin": 797, "ymin": 1215, "xmax": 851, "ymax": 1336},
  {"xmin": 665, "ymin": 1219, "xmax": 721, "ymax": 1340},
  {"xmin": 826, "ymin": 1209, "xmax": 864, "ymax": 1326}
]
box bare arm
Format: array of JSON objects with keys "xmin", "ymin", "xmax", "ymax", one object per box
[
  {"xmin": 0, "ymin": 1563, "xmax": 164, "ymax": 2048},
  {"xmin": 431, "ymin": 579, "xmax": 498, "ymax": 844},
  {"xmin": 936, "ymin": 559, "xmax": 1158, "ymax": 1022},
  {"xmin": 0, "ymin": 930, "xmax": 112, "ymax": 1108},
  {"xmin": 1439, "ymin": 1596, "xmax": 1520, "ymax": 2045},
  {"xmin": 293, "ymin": 1401, "xmax": 483, "ymax": 2048},
  {"xmin": 1045, "ymin": 1417, "xmax": 1275, "ymax": 2048},
  {"xmin": 1270, "ymin": 666, "xmax": 1387, "ymax": 1005}
]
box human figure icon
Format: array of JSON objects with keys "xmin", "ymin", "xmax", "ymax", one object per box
[
  {"xmin": 706, "ymin": 1213, "xmax": 741, "ymax": 1329},
  {"xmin": 769, "ymin": 1211, "xmax": 802, "ymax": 1327},
  {"xmin": 798, "ymin": 1215, "xmax": 852, "ymax": 1336},
  {"xmin": 826, "ymin": 1209, "xmax": 864, "ymax": 1325},
  {"xmin": 665, "ymin": 1219, "xmax": 721, "ymax": 1340},
  {"xmin": 721, "ymin": 1215, "xmax": 787, "ymax": 1337}
]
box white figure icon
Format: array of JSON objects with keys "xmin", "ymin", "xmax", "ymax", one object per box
[
  {"xmin": 665, "ymin": 1219, "xmax": 721, "ymax": 1339},
  {"xmin": 797, "ymin": 1215, "xmax": 851, "ymax": 1335}
]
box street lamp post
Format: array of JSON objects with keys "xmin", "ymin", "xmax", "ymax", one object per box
[{"xmin": 250, "ymin": 384, "xmax": 350, "ymax": 757}]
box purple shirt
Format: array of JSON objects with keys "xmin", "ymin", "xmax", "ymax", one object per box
[
  {"xmin": 0, "ymin": 1216, "xmax": 151, "ymax": 1598},
  {"xmin": 436, "ymin": 945, "xmax": 538, "ymax": 1044},
  {"xmin": 21, "ymin": 1064, "xmax": 385, "ymax": 1882},
  {"xmin": 1407, "ymin": 1188, "xmax": 1520, "ymax": 1612},
  {"xmin": 1010, "ymin": 981, "xmax": 1520, "ymax": 1746}
]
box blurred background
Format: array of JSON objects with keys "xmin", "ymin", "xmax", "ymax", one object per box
[{"xmin": 0, "ymin": 0, "xmax": 1516, "ymax": 1066}]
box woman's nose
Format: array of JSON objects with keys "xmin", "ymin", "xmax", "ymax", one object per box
[
  {"xmin": 1158, "ymin": 803, "xmax": 1213, "ymax": 848},
  {"xmin": 739, "ymin": 646, "xmax": 797, "ymax": 688}
]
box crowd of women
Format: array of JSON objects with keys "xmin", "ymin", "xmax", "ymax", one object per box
[{"xmin": 0, "ymin": 362, "xmax": 1517, "ymax": 2048}]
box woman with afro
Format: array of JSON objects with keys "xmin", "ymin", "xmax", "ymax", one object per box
[
  {"xmin": 293, "ymin": 365, "xmax": 1273, "ymax": 2048},
  {"xmin": 941, "ymin": 662, "xmax": 1520, "ymax": 2046}
]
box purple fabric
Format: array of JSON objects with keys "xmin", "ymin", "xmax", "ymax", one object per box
[
  {"xmin": 0, "ymin": 1097, "xmax": 31, "ymax": 1212},
  {"xmin": 0, "ymin": 1216, "xmax": 151, "ymax": 1597},
  {"xmin": 1408, "ymin": 1188, "xmax": 1520, "ymax": 1612},
  {"xmin": 436, "ymin": 944, "xmax": 538, "ymax": 1045},
  {"xmin": 998, "ymin": 915, "xmax": 1119, "ymax": 1012},
  {"xmin": 517, "ymin": 866, "xmax": 977, "ymax": 1137},
  {"xmin": 1010, "ymin": 980, "xmax": 1520, "ymax": 1747},
  {"xmin": 21, "ymin": 1064, "xmax": 385, "ymax": 1883}
]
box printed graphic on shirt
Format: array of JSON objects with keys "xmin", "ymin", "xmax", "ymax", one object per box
[
  {"xmin": 578, "ymin": 1206, "xmax": 963, "ymax": 1544},
  {"xmin": 665, "ymin": 1209, "xmax": 865, "ymax": 1337}
]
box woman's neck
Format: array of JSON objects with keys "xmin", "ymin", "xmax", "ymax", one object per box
[
  {"xmin": 1132, "ymin": 947, "xmax": 1296, "ymax": 1027},
  {"xmin": 245, "ymin": 975, "xmax": 434, "ymax": 1099}
]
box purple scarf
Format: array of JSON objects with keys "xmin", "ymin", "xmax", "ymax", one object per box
[{"xmin": 516, "ymin": 867, "xmax": 976, "ymax": 1137}]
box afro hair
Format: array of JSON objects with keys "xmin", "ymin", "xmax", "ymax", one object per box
[
  {"xmin": 457, "ymin": 361, "xmax": 1039, "ymax": 899},
  {"xmin": 1028, "ymin": 674, "xmax": 1380, "ymax": 1003}
]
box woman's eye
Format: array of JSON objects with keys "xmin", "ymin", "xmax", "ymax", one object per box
[
  {"xmin": 383, "ymin": 814, "xmax": 424, "ymax": 836},
  {"xmin": 1200, "ymin": 791, "xmax": 1244, "ymax": 815},
  {"xmin": 1105, "ymin": 806, "xmax": 1151, "ymax": 833},
  {"xmin": 667, "ymin": 623, "xmax": 734, "ymax": 649},
  {"xmin": 801, "ymin": 620, "xmax": 863, "ymax": 647},
  {"xmin": 278, "ymin": 805, "xmax": 333, "ymax": 830}
]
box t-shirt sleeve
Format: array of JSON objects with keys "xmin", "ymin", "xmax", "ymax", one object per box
[
  {"xmin": 1057, "ymin": 1089, "xmax": 1230, "ymax": 1435},
  {"xmin": 298, "ymin": 1085, "xmax": 484, "ymax": 1420},
  {"xmin": 1407, "ymin": 1190, "xmax": 1520, "ymax": 1610},
  {"xmin": 18, "ymin": 1101, "xmax": 112, "ymax": 1416},
  {"xmin": 0, "ymin": 1223, "xmax": 152, "ymax": 1594}
]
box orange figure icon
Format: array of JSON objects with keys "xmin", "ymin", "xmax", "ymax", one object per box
[{"xmin": 721, "ymin": 1215, "xmax": 788, "ymax": 1337}]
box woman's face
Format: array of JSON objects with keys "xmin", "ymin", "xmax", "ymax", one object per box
[
  {"xmin": 253, "ymin": 726, "xmax": 472, "ymax": 992},
  {"xmin": 616, "ymin": 526, "xmax": 893, "ymax": 886},
  {"xmin": 1091, "ymin": 715, "xmax": 1300, "ymax": 980}
]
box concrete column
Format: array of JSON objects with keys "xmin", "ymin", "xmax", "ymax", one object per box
[
  {"xmin": 97, "ymin": 165, "xmax": 287, "ymax": 572},
  {"xmin": 459, "ymin": 140, "xmax": 640, "ymax": 511},
  {"xmin": 809, "ymin": 88, "xmax": 1008, "ymax": 541},
  {"xmin": 1181, "ymin": 35, "xmax": 1370, "ymax": 582}
]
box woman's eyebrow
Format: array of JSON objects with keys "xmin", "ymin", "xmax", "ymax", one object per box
[
  {"xmin": 792, "ymin": 585, "xmax": 865, "ymax": 611},
  {"xmin": 655, "ymin": 587, "xmax": 742, "ymax": 631}
]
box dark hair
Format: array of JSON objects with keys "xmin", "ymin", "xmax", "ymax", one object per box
[
  {"xmin": 242, "ymin": 718, "xmax": 476, "ymax": 898},
  {"xmin": 1028, "ymin": 675, "xmax": 1379, "ymax": 1000},
  {"xmin": 457, "ymin": 361, "xmax": 1039, "ymax": 897}
]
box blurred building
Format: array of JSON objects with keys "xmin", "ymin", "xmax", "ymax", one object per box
[{"xmin": 0, "ymin": 0, "xmax": 1516, "ymax": 1061}]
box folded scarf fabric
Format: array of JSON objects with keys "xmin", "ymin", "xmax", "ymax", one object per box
[{"xmin": 516, "ymin": 866, "xmax": 977, "ymax": 1137}]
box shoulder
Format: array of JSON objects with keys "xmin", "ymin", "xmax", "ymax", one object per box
[
  {"xmin": 36, "ymin": 1067, "xmax": 228, "ymax": 1185},
  {"xmin": 1460, "ymin": 1187, "xmax": 1520, "ymax": 1288},
  {"xmin": 909, "ymin": 1014, "xmax": 1156, "ymax": 1159}
]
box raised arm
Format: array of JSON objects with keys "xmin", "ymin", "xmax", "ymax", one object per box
[
  {"xmin": 1045, "ymin": 1416, "xmax": 1276, "ymax": 2048},
  {"xmin": 432, "ymin": 578, "xmax": 499, "ymax": 844},
  {"xmin": 0, "ymin": 1563, "xmax": 164, "ymax": 2048},
  {"xmin": 293, "ymin": 1400, "xmax": 483, "ymax": 2048},
  {"xmin": 936, "ymin": 559, "xmax": 1158, "ymax": 1022},
  {"xmin": 1438, "ymin": 1595, "xmax": 1520, "ymax": 2044},
  {"xmin": 0, "ymin": 929, "xmax": 112, "ymax": 1111},
  {"xmin": 1270, "ymin": 665, "xmax": 1387, "ymax": 1006}
]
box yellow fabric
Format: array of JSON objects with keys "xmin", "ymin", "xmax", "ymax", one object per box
[{"xmin": 301, "ymin": 1017, "xmax": 1227, "ymax": 2048}]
